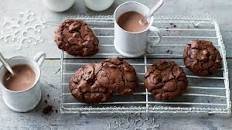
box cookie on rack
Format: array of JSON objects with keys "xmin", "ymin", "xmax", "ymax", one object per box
[
  {"xmin": 69, "ymin": 58, "xmax": 138, "ymax": 103},
  {"xmin": 144, "ymin": 60, "xmax": 188, "ymax": 100},
  {"xmin": 99, "ymin": 58, "xmax": 138, "ymax": 95},
  {"xmin": 69, "ymin": 63, "xmax": 112, "ymax": 103},
  {"xmin": 183, "ymin": 40, "xmax": 222, "ymax": 76},
  {"xmin": 54, "ymin": 19, "xmax": 99, "ymax": 56}
]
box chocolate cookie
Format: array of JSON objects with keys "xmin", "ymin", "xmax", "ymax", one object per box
[
  {"xmin": 69, "ymin": 58, "xmax": 138, "ymax": 103},
  {"xmin": 183, "ymin": 40, "xmax": 222, "ymax": 76},
  {"xmin": 99, "ymin": 58, "xmax": 138, "ymax": 95},
  {"xmin": 55, "ymin": 19, "xmax": 99, "ymax": 56},
  {"xmin": 144, "ymin": 61, "xmax": 188, "ymax": 100},
  {"xmin": 69, "ymin": 63, "xmax": 112, "ymax": 103}
]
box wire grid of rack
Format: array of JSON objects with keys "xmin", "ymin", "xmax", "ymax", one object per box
[{"xmin": 60, "ymin": 16, "xmax": 231, "ymax": 115}]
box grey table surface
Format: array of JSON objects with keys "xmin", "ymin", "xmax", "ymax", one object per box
[{"xmin": 1, "ymin": 0, "xmax": 232, "ymax": 130}]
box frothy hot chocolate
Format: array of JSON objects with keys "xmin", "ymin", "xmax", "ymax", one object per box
[
  {"xmin": 3, "ymin": 64, "xmax": 36, "ymax": 91},
  {"xmin": 117, "ymin": 11, "xmax": 148, "ymax": 32}
]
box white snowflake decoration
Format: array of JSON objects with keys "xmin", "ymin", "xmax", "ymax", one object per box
[{"xmin": 0, "ymin": 10, "xmax": 46, "ymax": 50}]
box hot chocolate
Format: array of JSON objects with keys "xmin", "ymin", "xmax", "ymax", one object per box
[
  {"xmin": 3, "ymin": 64, "xmax": 36, "ymax": 91},
  {"xmin": 117, "ymin": 11, "xmax": 148, "ymax": 32}
]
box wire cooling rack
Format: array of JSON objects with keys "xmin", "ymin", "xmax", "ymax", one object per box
[{"xmin": 60, "ymin": 16, "xmax": 231, "ymax": 115}]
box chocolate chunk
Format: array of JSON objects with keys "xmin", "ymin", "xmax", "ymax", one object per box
[
  {"xmin": 69, "ymin": 58, "xmax": 138, "ymax": 103},
  {"xmin": 144, "ymin": 61, "xmax": 188, "ymax": 100},
  {"xmin": 183, "ymin": 40, "xmax": 222, "ymax": 76},
  {"xmin": 54, "ymin": 19, "xmax": 99, "ymax": 56}
]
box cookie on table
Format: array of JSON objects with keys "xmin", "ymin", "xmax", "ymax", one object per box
[
  {"xmin": 183, "ymin": 40, "xmax": 222, "ymax": 76},
  {"xmin": 69, "ymin": 58, "xmax": 138, "ymax": 103},
  {"xmin": 144, "ymin": 61, "xmax": 188, "ymax": 100},
  {"xmin": 55, "ymin": 19, "xmax": 99, "ymax": 56}
]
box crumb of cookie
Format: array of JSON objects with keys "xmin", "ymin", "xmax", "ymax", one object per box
[
  {"xmin": 166, "ymin": 50, "xmax": 173, "ymax": 54},
  {"xmin": 42, "ymin": 105, "xmax": 53, "ymax": 115},
  {"xmin": 208, "ymin": 113, "xmax": 215, "ymax": 116},
  {"xmin": 169, "ymin": 23, "xmax": 177, "ymax": 28}
]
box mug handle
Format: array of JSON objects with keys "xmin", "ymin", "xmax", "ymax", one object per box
[
  {"xmin": 148, "ymin": 26, "xmax": 161, "ymax": 46},
  {"xmin": 33, "ymin": 52, "xmax": 46, "ymax": 67}
]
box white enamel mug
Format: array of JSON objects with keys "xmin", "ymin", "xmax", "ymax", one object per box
[
  {"xmin": 0, "ymin": 52, "xmax": 46, "ymax": 112},
  {"xmin": 114, "ymin": 1, "xmax": 161, "ymax": 57},
  {"xmin": 42, "ymin": 0, "xmax": 75, "ymax": 12},
  {"xmin": 84, "ymin": 0, "xmax": 115, "ymax": 11}
]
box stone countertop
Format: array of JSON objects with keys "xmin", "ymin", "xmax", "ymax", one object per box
[{"xmin": 0, "ymin": 0, "xmax": 232, "ymax": 129}]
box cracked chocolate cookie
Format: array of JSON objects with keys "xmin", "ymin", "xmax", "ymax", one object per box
[
  {"xmin": 55, "ymin": 19, "xmax": 99, "ymax": 56},
  {"xmin": 183, "ymin": 40, "xmax": 222, "ymax": 76},
  {"xmin": 144, "ymin": 61, "xmax": 188, "ymax": 100},
  {"xmin": 69, "ymin": 58, "xmax": 138, "ymax": 103}
]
